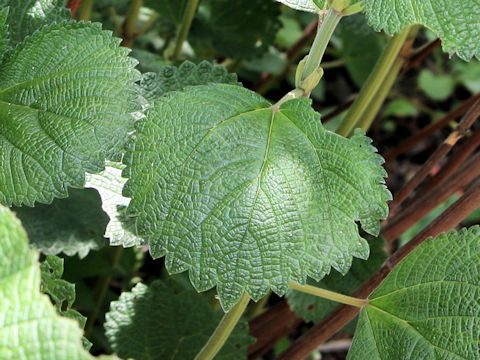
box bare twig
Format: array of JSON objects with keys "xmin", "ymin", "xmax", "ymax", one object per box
[
  {"xmin": 66, "ymin": 0, "xmax": 83, "ymax": 17},
  {"xmin": 401, "ymin": 38, "xmax": 441, "ymax": 74},
  {"xmin": 388, "ymin": 100, "xmax": 480, "ymax": 216},
  {"xmin": 382, "ymin": 151, "xmax": 480, "ymax": 242},
  {"xmin": 384, "ymin": 94, "xmax": 480, "ymax": 162}
]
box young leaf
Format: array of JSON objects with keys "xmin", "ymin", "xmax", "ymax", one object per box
[
  {"xmin": 349, "ymin": 227, "xmax": 480, "ymax": 359},
  {"xmin": 0, "ymin": 205, "xmax": 93, "ymax": 359},
  {"xmin": 105, "ymin": 278, "xmax": 253, "ymax": 360},
  {"xmin": 363, "ymin": 0, "xmax": 480, "ymax": 60},
  {"xmin": 85, "ymin": 162, "xmax": 145, "ymax": 248},
  {"xmin": 0, "ymin": 0, "xmax": 70, "ymax": 46},
  {"xmin": 139, "ymin": 61, "xmax": 239, "ymax": 103},
  {"xmin": 14, "ymin": 189, "xmax": 109, "ymax": 258},
  {"xmin": 287, "ymin": 236, "xmax": 387, "ymax": 325},
  {"xmin": 124, "ymin": 83, "xmax": 391, "ymax": 310},
  {"xmin": 0, "ymin": 21, "xmax": 141, "ymax": 206}
]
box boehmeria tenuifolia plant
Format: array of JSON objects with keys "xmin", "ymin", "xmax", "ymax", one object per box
[{"xmin": 1, "ymin": 0, "xmax": 480, "ymax": 359}]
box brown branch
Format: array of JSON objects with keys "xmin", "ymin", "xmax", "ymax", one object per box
[
  {"xmin": 401, "ymin": 38, "xmax": 441, "ymax": 74},
  {"xmin": 276, "ymin": 179, "xmax": 480, "ymax": 360},
  {"xmin": 248, "ymin": 301, "xmax": 301, "ymax": 359},
  {"xmin": 388, "ymin": 100, "xmax": 480, "ymax": 216},
  {"xmin": 382, "ymin": 151, "xmax": 480, "ymax": 242},
  {"xmin": 384, "ymin": 93, "xmax": 480, "ymax": 163},
  {"xmin": 66, "ymin": 0, "xmax": 83, "ymax": 17}
]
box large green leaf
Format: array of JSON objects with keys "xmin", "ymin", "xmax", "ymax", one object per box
[
  {"xmin": 14, "ymin": 189, "xmax": 109, "ymax": 258},
  {"xmin": 0, "ymin": 205, "xmax": 93, "ymax": 359},
  {"xmin": 348, "ymin": 227, "xmax": 480, "ymax": 359},
  {"xmin": 363, "ymin": 0, "xmax": 480, "ymax": 60},
  {"xmin": 124, "ymin": 83, "xmax": 391, "ymax": 310},
  {"xmin": 85, "ymin": 162, "xmax": 144, "ymax": 248},
  {"xmin": 0, "ymin": 21, "xmax": 140, "ymax": 206},
  {"xmin": 287, "ymin": 236, "xmax": 387, "ymax": 325},
  {"xmin": 105, "ymin": 278, "xmax": 253, "ymax": 360},
  {"xmin": 145, "ymin": 0, "xmax": 188, "ymax": 25},
  {"xmin": 0, "ymin": 0, "xmax": 70, "ymax": 46},
  {"xmin": 139, "ymin": 60, "xmax": 239, "ymax": 103}
]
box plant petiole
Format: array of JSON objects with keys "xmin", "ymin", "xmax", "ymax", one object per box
[{"xmin": 289, "ymin": 281, "xmax": 367, "ymax": 307}]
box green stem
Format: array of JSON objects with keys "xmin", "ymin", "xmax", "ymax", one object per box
[
  {"xmin": 121, "ymin": 0, "xmax": 142, "ymax": 47},
  {"xmin": 194, "ymin": 292, "xmax": 250, "ymax": 360},
  {"xmin": 78, "ymin": 0, "xmax": 93, "ymax": 21},
  {"xmin": 301, "ymin": 9, "xmax": 343, "ymax": 82},
  {"xmin": 173, "ymin": 0, "xmax": 200, "ymax": 60},
  {"xmin": 336, "ymin": 26, "xmax": 412, "ymax": 137},
  {"xmin": 289, "ymin": 281, "xmax": 367, "ymax": 307},
  {"xmin": 84, "ymin": 246, "xmax": 123, "ymax": 337}
]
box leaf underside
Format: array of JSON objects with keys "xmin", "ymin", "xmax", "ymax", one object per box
[
  {"xmin": 363, "ymin": 0, "xmax": 480, "ymax": 60},
  {"xmin": 105, "ymin": 278, "xmax": 253, "ymax": 360},
  {"xmin": 85, "ymin": 162, "xmax": 145, "ymax": 248},
  {"xmin": 124, "ymin": 84, "xmax": 391, "ymax": 310},
  {"xmin": 275, "ymin": 0, "xmax": 320, "ymax": 13},
  {"xmin": 14, "ymin": 189, "xmax": 109, "ymax": 258},
  {"xmin": 0, "ymin": 21, "xmax": 140, "ymax": 206},
  {"xmin": 349, "ymin": 227, "xmax": 480, "ymax": 359},
  {"xmin": 0, "ymin": 205, "xmax": 92, "ymax": 359}
]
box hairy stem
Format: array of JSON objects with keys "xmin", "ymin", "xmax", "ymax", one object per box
[
  {"xmin": 173, "ymin": 0, "xmax": 200, "ymax": 60},
  {"xmin": 121, "ymin": 0, "xmax": 142, "ymax": 47},
  {"xmin": 336, "ymin": 26, "xmax": 413, "ymax": 137},
  {"xmin": 195, "ymin": 292, "xmax": 250, "ymax": 360},
  {"xmin": 289, "ymin": 281, "xmax": 367, "ymax": 307},
  {"xmin": 301, "ymin": 9, "xmax": 342, "ymax": 82}
]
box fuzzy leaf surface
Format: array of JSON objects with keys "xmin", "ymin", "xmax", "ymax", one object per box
[
  {"xmin": 0, "ymin": 205, "xmax": 93, "ymax": 359},
  {"xmin": 287, "ymin": 236, "xmax": 387, "ymax": 325},
  {"xmin": 363, "ymin": 0, "xmax": 480, "ymax": 60},
  {"xmin": 85, "ymin": 162, "xmax": 144, "ymax": 248},
  {"xmin": 124, "ymin": 84, "xmax": 390, "ymax": 310},
  {"xmin": 105, "ymin": 278, "xmax": 253, "ymax": 360},
  {"xmin": 349, "ymin": 227, "xmax": 480, "ymax": 359},
  {"xmin": 14, "ymin": 189, "xmax": 109, "ymax": 258},
  {"xmin": 0, "ymin": 0, "xmax": 70, "ymax": 46},
  {"xmin": 139, "ymin": 60, "xmax": 238, "ymax": 103},
  {"xmin": 0, "ymin": 21, "xmax": 140, "ymax": 206}
]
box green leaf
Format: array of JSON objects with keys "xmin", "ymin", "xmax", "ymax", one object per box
[
  {"xmin": 0, "ymin": 205, "xmax": 93, "ymax": 359},
  {"xmin": 275, "ymin": 0, "xmax": 320, "ymax": 13},
  {"xmin": 124, "ymin": 83, "xmax": 391, "ymax": 310},
  {"xmin": 14, "ymin": 189, "xmax": 109, "ymax": 258},
  {"xmin": 287, "ymin": 236, "xmax": 387, "ymax": 325},
  {"xmin": 363, "ymin": 0, "xmax": 480, "ymax": 60},
  {"xmin": 41, "ymin": 255, "xmax": 92, "ymax": 350},
  {"xmin": 418, "ymin": 69, "xmax": 456, "ymax": 101},
  {"xmin": 0, "ymin": 0, "xmax": 70, "ymax": 46},
  {"xmin": 105, "ymin": 278, "xmax": 253, "ymax": 360},
  {"xmin": 348, "ymin": 227, "xmax": 480, "ymax": 359},
  {"xmin": 139, "ymin": 60, "xmax": 239, "ymax": 103},
  {"xmin": 85, "ymin": 162, "xmax": 145, "ymax": 248},
  {"xmin": 384, "ymin": 99, "xmax": 418, "ymax": 118},
  {"xmin": 0, "ymin": 7, "xmax": 8, "ymax": 61},
  {"xmin": 0, "ymin": 21, "xmax": 141, "ymax": 206},
  {"xmin": 190, "ymin": 0, "xmax": 281, "ymax": 60}
]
